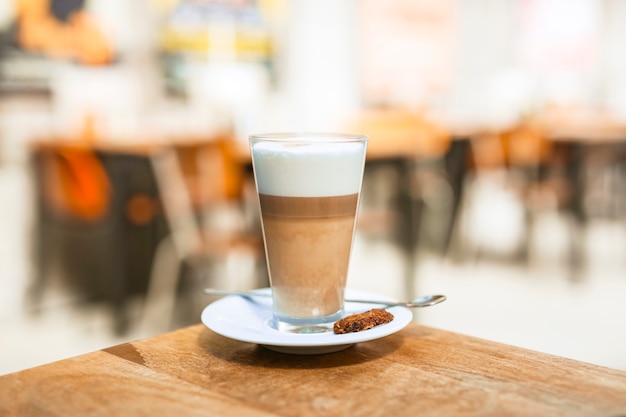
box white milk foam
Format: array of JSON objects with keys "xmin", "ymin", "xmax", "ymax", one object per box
[{"xmin": 251, "ymin": 139, "xmax": 366, "ymax": 197}]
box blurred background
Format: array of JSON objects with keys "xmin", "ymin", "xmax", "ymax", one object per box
[{"xmin": 1, "ymin": 0, "xmax": 626, "ymax": 374}]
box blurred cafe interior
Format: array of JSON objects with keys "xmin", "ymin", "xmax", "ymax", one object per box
[{"xmin": 1, "ymin": 0, "xmax": 626, "ymax": 374}]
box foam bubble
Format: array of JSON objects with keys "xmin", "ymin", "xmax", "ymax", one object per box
[{"xmin": 251, "ymin": 139, "xmax": 366, "ymax": 197}]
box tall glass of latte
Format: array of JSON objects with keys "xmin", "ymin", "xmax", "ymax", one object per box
[{"xmin": 250, "ymin": 133, "xmax": 367, "ymax": 333}]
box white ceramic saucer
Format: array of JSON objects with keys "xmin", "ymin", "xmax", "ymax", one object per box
[{"xmin": 201, "ymin": 288, "xmax": 413, "ymax": 354}]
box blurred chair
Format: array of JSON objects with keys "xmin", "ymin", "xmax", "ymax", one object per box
[
  {"xmin": 29, "ymin": 144, "xmax": 113, "ymax": 311},
  {"xmin": 140, "ymin": 138, "xmax": 265, "ymax": 333},
  {"xmin": 543, "ymin": 125, "xmax": 626, "ymax": 280},
  {"xmin": 29, "ymin": 141, "xmax": 164, "ymax": 334},
  {"xmin": 453, "ymin": 123, "xmax": 553, "ymax": 264}
]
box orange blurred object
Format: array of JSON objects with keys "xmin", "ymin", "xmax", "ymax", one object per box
[
  {"xmin": 125, "ymin": 193, "xmax": 159, "ymax": 226},
  {"xmin": 471, "ymin": 124, "xmax": 552, "ymax": 170},
  {"xmin": 14, "ymin": 0, "xmax": 113, "ymax": 65},
  {"xmin": 42, "ymin": 146, "xmax": 111, "ymax": 222},
  {"xmin": 344, "ymin": 108, "xmax": 451, "ymax": 159},
  {"xmin": 174, "ymin": 136, "xmax": 247, "ymax": 209}
]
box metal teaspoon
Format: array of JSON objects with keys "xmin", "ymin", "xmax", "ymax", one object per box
[{"xmin": 203, "ymin": 288, "xmax": 446, "ymax": 309}]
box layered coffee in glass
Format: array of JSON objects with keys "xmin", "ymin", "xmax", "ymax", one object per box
[{"xmin": 250, "ymin": 133, "xmax": 367, "ymax": 333}]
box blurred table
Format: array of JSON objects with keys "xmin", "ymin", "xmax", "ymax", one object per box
[
  {"xmin": 443, "ymin": 114, "xmax": 626, "ymax": 274},
  {"xmin": 543, "ymin": 119, "xmax": 626, "ymax": 279},
  {"xmin": 27, "ymin": 122, "xmax": 459, "ymax": 325},
  {"xmin": 29, "ymin": 134, "xmax": 261, "ymax": 329},
  {"xmin": 1, "ymin": 322, "xmax": 625, "ymax": 416},
  {"xmin": 343, "ymin": 110, "xmax": 458, "ymax": 297}
]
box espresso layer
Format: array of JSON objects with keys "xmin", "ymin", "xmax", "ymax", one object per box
[{"xmin": 259, "ymin": 194, "xmax": 358, "ymax": 218}]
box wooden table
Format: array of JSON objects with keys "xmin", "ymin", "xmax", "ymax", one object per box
[{"xmin": 2, "ymin": 323, "xmax": 625, "ymax": 416}]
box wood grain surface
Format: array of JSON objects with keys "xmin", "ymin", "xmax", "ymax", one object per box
[{"xmin": 1, "ymin": 323, "xmax": 625, "ymax": 417}]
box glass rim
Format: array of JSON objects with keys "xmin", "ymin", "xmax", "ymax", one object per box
[{"xmin": 249, "ymin": 132, "xmax": 367, "ymax": 143}]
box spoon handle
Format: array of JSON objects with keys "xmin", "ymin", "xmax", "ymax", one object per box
[
  {"xmin": 203, "ymin": 288, "xmax": 394, "ymax": 305},
  {"xmin": 204, "ymin": 288, "xmax": 270, "ymax": 298},
  {"xmin": 203, "ymin": 288, "xmax": 445, "ymax": 308}
]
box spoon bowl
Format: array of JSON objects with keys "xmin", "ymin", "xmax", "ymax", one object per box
[{"xmin": 203, "ymin": 288, "xmax": 446, "ymax": 309}]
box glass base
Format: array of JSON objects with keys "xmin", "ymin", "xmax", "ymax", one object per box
[{"xmin": 271, "ymin": 310, "xmax": 344, "ymax": 334}]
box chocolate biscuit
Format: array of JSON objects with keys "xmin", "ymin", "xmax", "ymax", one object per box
[{"xmin": 333, "ymin": 309, "xmax": 394, "ymax": 334}]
